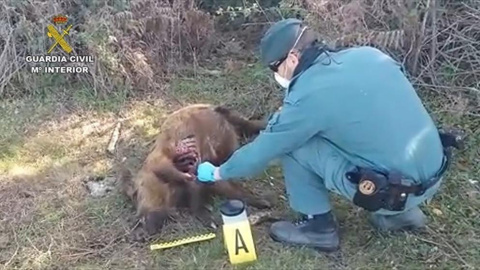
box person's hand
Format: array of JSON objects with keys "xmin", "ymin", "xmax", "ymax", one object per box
[{"xmin": 197, "ymin": 162, "xmax": 221, "ymax": 182}]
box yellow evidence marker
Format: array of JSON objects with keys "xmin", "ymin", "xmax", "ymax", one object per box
[
  {"xmin": 150, "ymin": 233, "xmax": 216, "ymax": 250},
  {"xmin": 220, "ymin": 199, "xmax": 257, "ymax": 265}
]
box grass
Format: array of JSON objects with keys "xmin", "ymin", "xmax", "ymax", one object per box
[{"xmin": 0, "ymin": 64, "xmax": 479, "ymax": 270}]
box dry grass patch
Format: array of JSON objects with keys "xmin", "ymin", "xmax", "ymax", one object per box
[{"xmin": 0, "ymin": 96, "xmax": 174, "ymax": 269}]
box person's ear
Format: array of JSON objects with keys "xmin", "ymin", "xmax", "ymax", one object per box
[
  {"xmin": 284, "ymin": 51, "xmax": 300, "ymax": 78},
  {"xmin": 289, "ymin": 49, "xmax": 300, "ymax": 66}
]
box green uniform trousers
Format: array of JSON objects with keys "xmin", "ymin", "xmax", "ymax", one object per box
[{"xmin": 281, "ymin": 135, "xmax": 443, "ymax": 216}]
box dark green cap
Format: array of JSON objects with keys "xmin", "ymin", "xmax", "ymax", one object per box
[{"xmin": 260, "ymin": 18, "xmax": 303, "ymax": 67}]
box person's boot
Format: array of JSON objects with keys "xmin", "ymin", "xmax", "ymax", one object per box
[
  {"xmin": 269, "ymin": 211, "xmax": 340, "ymax": 252},
  {"xmin": 369, "ymin": 206, "xmax": 427, "ymax": 232}
]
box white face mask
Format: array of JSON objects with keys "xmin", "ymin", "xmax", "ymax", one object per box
[
  {"xmin": 271, "ymin": 26, "xmax": 308, "ymax": 89},
  {"xmin": 274, "ymin": 72, "xmax": 291, "ymax": 88}
]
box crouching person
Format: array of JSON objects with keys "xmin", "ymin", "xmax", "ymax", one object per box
[{"xmin": 195, "ymin": 18, "xmax": 456, "ymax": 252}]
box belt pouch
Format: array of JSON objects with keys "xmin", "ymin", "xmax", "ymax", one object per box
[{"xmin": 352, "ymin": 169, "xmax": 390, "ymax": 212}]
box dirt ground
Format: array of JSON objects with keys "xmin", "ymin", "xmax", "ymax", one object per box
[{"xmin": 0, "ymin": 59, "xmax": 479, "ymax": 270}]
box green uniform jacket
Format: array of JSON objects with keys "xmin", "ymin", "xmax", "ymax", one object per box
[{"xmin": 219, "ymin": 46, "xmax": 444, "ymax": 183}]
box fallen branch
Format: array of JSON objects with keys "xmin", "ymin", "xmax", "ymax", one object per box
[
  {"xmin": 107, "ymin": 122, "xmax": 122, "ymax": 155},
  {"xmin": 430, "ymin": 0, "xmax": 437, "ymax": 64}
]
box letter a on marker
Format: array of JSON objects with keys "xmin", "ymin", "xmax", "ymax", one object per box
[{"xmin": 235, "ymin": 229, "xmax": 249, "ymax": 255}]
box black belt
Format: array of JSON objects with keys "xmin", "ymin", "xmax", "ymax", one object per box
[
  {"xmin": 345, "ymin": 128, "xmax": 463, "ymax": 212},
  {"xmin": 393, "ymin": 150, "xmax": 450, "ymax": 196},
  {"xmin": 347, "ymin": 147, "xmax": 451, "ymax": 195},
  {"xmin": 347, "ymin": 127, "xmax": 461, "ymax": 197},
  {"xmin": 345, "ymin": 150, "xmax": 450, "ymax": 212}
]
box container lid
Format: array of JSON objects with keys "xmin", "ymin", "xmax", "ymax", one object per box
[{"xmin": 219, "ymin": 199, "xmax": 245, "ymax": 217}]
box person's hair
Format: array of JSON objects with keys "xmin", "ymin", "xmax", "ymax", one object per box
[
  {"xmin": 293, "ymin": 25, "xmax": 341, "ymax": 57},
  {"xmin": 292, "ymin": 26, "xmax": 319, "ymax": 52},
  {"xmin": 292, "ymin": 25, "xmax": 341, "ymax": 66}
]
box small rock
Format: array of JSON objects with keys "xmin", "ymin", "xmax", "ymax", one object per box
[
  {"xmin": 86, "ymin": 181, "xmax": 113, "ymax": 197},
  {"xmin": 432, "ymin": 208, "xmax": 443, "ymax": 216},
  {"xmin": 108, "ymin": 35, "xmax": 118, "ymax": 44},
  {"xmin": 209, "ymin": 222, "xmax": 217, "ymax": 229}
]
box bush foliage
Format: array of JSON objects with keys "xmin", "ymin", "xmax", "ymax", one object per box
[{"xmin": 0, "ymin": 0, "xmax": 479, "ymax": 116}]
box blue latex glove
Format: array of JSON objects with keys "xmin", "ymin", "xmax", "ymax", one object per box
[{"xmin": 196, "ymin": 161, "xmax": 220, "ymax": 182}]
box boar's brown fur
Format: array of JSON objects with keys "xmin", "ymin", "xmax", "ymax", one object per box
[{"xmin": 120, "ymin": 104, "xmax": 271, "ymax": 236}]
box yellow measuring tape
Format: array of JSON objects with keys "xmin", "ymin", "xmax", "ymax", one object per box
[{"xmin": 150, "ymin": 233, "xmax": 216, "ymax": 250}]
